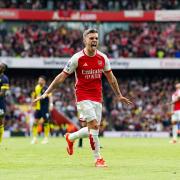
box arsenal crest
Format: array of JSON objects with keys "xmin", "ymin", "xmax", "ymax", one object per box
[{"xmin": 98, "ymin": 60, "xmax": 102, "ymax": 66}]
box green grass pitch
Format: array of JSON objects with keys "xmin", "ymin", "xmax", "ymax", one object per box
[{"xmin": 0, "ymin": 137, "xmax": 180, "ymax": 180}]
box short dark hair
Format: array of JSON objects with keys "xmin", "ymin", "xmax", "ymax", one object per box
[
  {"xmin": 1, "ymin": 63, "xmax": 8, "ymax": 71},
  {"xmin": 39, "ymin": 75, "xmax": 46, "ymax": 81},
  {"xmin": 83, "ymin": 28, "xmax": 98, "ymax": 39}
]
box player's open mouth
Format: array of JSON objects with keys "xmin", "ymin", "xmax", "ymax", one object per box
[{"xmin": 91, "ymin": 44, "xmax": 97, "ymax": 48}]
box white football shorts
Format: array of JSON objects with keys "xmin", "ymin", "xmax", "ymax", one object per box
[
  {"xmin": 77, "ymin": 100, "xmax": 102, "ymax": 125},
  {"xmin": 172, "ymin": 110, "xmax": 180, "ymax": 122}
]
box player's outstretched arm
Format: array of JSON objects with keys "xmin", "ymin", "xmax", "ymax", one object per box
[
  {"xmin": 33, "ymin": 71, "xmax": 69, "ymax": 103},
  {"xmin": 104, "ymin": 71, "xmax": 132, "ymax": 105}
]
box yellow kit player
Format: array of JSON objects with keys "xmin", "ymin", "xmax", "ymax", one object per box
[
  {"xmin": 0, "ymin": 63, "xmax": 9, "ymax": 144},
  {"xmin": 31, "ymin": 76, "xmax": 53, "ymax": 144}
]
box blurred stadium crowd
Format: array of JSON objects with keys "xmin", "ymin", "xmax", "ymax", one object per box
[
  {"xmin": 4, "ymin": 76, "xmax": 174, "ymax": 134},
  {"xmin": 0, "ymin": 0, "xmax": 179, "ymax": 136},
  {"xmin": 0, "ymin": 22, "xmax": 179, "ymax": 58},
  {"xmin": 0, "ymin": 0, "xmax": 179, "ymax": 10}
]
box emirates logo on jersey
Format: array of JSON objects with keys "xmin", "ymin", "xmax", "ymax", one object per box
[
  {"xmin": 98, "ymin": 60, "xmax": 102, "ymax": 66},
  {"xmin": 82, "ymin": 69, "xmax": 103, "ymax": 79}
]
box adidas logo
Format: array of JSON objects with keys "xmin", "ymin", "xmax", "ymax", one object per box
[{"xmin": 83, "ymin": 63, "xmax": 88, "ymax": 66}]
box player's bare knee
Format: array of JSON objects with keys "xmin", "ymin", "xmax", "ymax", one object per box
[
  {"xmin": 33, "ymin": 119, "xmax": 39, "ymax": 124},
  {"xmin": 43, "ymin": 118, "xmax": 49, "ymax": 124},
  {"xmin": 80, "ymin": 121, "xmax": 87, "ymax": 127},
  {"xmin": 88, "ymin": 120, "xmax": 99, "ymax": 130}
]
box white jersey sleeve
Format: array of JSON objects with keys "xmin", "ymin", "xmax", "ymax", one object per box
[
  {"xmin": 103, "ymin": 55, "xmax": 111, "ymax": 72},
  {"xmin": 63, "ymin": 54, "xmax": 78, "ymax": 74}
]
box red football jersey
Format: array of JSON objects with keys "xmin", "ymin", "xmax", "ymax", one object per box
[
  {"xmin": 63, "ymin": 49, "xmax": 111, "ymax": 102},
  {"xmin": 172, "ymin": 89, "xmax": 180, "ymax": 111}
]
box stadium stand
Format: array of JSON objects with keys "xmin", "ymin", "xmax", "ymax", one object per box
[
  {"xmin": 0, "ymin": 22, "xmax": 179, "ymax": 58},
  {"xmin": 0, "ymin": 0, "xmax": 179, "ymax": 10},
  {"xmin": 104, "ymin": 23, "xmax": 179, "ymax": 58}
]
